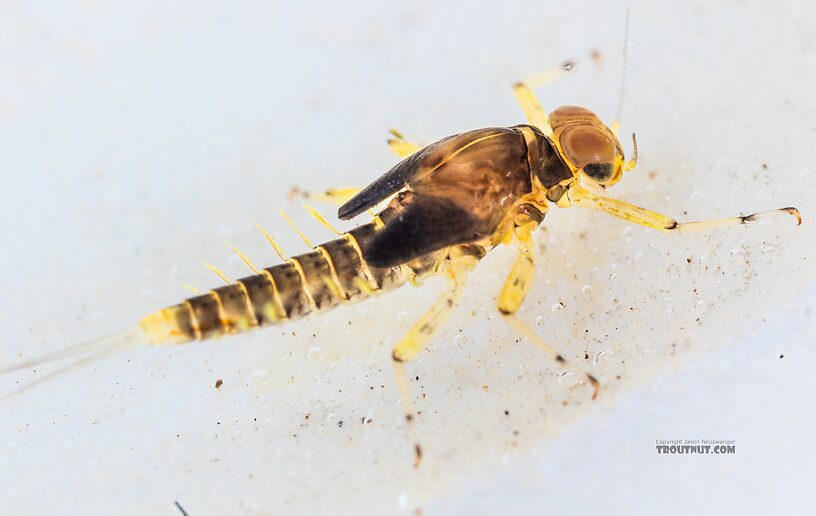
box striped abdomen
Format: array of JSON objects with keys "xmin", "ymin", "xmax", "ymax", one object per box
[{"xmin": 139, "ymin": 222, "xmax": 412, "ymax": 344}]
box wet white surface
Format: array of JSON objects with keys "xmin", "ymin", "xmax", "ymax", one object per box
[{"xmin": 1, "ymin": 1, "xmax": 814, "ymax": 515}]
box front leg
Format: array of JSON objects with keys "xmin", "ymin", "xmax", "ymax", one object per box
[{"xmin": 562, "ymin": 184, "xmax": 801, "ymax": 232}]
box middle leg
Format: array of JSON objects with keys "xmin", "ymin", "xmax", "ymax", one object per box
[{"xmin": 497, "ymin": 206, "xmax": 600, "ymax": 399}]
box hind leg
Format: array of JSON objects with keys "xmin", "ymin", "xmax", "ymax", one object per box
[
  {"xmin": 391, "ymin": 271, "xmax": 462, "ymax": 468},
  {"xmin": 304, "ymin": 187, "xmax": 362, "ymax": 207},
  {"xmin": 303, "ymin": 130, "xmax": 420, "ymax": 209},
  {"xmin": 391, "ymin": 248, "xmax": 479, "ymax": 467},
  {"xmin": 386, "ymin": 128, "xmax": 422, "ymax": 158}
]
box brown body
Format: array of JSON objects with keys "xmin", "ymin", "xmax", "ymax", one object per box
[
  {"xmin": 141, "ymin": 125, "xmax": 572, "ymax": 343},
  {"xmin": 4, "ymin": 69, "xmax": 801, "ymax": 410}
]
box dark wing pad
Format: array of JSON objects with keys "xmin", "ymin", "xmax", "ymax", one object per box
[
  {"xmin": 337, "ymin": 129, "xmax": 513, "ymax": 220},
  {"xmin": 361, "ymin": 194, "xmax": 481, "ymax": 268},
  {"xmin": 338, "ymin": 150, "xmax": 426, "ymax": 220}
]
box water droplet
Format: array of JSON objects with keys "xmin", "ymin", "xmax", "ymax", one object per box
[
  {"xmin": 535, "ymin": 315, "xmax": 546, "ymax": 325},
  {"xmin": 453, "ymin": 334, "xmax": 464, "ymax": 345},
  {"xmin": 307, "ymin": 346, "xmax": 321, "ymax": 358},
  {"xmin": 593, "ymin": 349, "xmax": 612, "ymax": 366},
  {"xmin": 582, "ymin": 284, "xmax": 593, "ymax": 294},
  {"xmin": 761, "ymin": 245, "xmax": 776, "ymax": 257},
  {"xmin": 634, "ymin": 252, "xmax": 644, "ymax": 260},
  {"xmin": 689, "ymin": 190, "xmax": 699, "ymax": 200},
  {"xmin": 730, "ymin": 247, "xmax": 744, "ymax": 259},
  {"xmin": 609, "ymin": 274, "xmax": 617, "ymax": 281},
  {"xmin": 551, "ymin": 302, "xmax": 564, "ymax": 313},
  {"xmin": 396, "ymin": 310, "xmax": 410, "ymax": 324},
  {"xmin": 518, "ymin": 361, "xmax": 528, "ymax": 370},
  {"xmin": 557, "ymin": 371, "xmax": 576, "ymax": 384},
  {"xmin": 245, "ymin": 370, "xmax": 275, "ymax": 394},
  {"xmin": 398, "ymin": 494, "xmax": 407, "ymax": 509}
]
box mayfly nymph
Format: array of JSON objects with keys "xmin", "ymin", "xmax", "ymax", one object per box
[{"xmin": 2, "ymin": 63, "xmax": 801, "ymax": 424}]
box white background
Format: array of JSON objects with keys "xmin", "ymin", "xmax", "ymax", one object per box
[{"xmin": 1, "ymin": 1, "xmax": 814, "ymax": 515}]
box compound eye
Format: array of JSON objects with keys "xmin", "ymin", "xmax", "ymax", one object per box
[
  {"xmin": 561, "ymin": 126, "xmax": 616, "ymax": 169},
  {"xmin": 583, "ymin": 162, "xmax": 614, "ymax": 182}
]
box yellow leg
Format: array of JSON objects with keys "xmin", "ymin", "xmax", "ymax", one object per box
[
  {"xmin": 302, "ymin": 130, "xmax": 420, "ymax": 207},
  {"xmin": 304, "ymin": 187, "xmax": 362, "ymax": 207},
  {"xmin": 496, "ymin": 215, "xmax": 600, "ymax": 399},
  {"xmin": 391, "ymin": 256, "xmax": 471, "ymax": 468},
  {"xmin": 502, "ymin": 314, "xmax": 599, "ymax": 399},
  {"xmin": 512, "ymin": 81, "xmax": 552, "ymax": 136},
  {"xmin": 386, "ymin": 128, "xmax": 422, "ymax": 158},
  {"xmin": 564, "ymin": 184, "xmax": 802, "ymax": 233},
  {"xmin": 392, "ymin": 276, "xmax": 464, "ymax": 363},
  {"xmin": 497, "ymin": 214, "xmax": 539, "ymax": 314},
  {"xmin": 392, "ymin": 358, "xmax": 425, "ymax": 468},
  {"xmin": 497, "ymin": 246, "xmax": 534, "ymax": 315},
  {"xmin": 513, "ymin": 62, "xmax": 574, "ymax": 137}
]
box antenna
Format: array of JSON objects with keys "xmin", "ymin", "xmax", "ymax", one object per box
[{"xmin": 614, "ymin": 8, "xmax": 631, "ymax": 124}]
